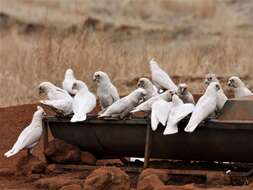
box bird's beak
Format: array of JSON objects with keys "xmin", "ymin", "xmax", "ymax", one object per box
[
  {"xmin": 204, "ymin": 79, "xmax": 210, "ymax": 85},
  {"xmin": 137, "ymin": 81, "xmax": 143, "ymax": 88},
  {"xmin": 227, "ymin": 80, "xmax": 232, "ymax": 87},
  {"xmin": 38, "ymin": 87, "xmax": 43, "ymax": 95},
  {"xmin": 93, "ymin": 75, "xmax": 99, "ymax": 82},
  {"xmin": 215, "ymin": 85, "xmax": 221, "ymax": 91}
]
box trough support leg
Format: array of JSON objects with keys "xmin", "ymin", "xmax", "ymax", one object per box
[
  {"xmin": 144, "ymin": 122, "xmax": 152, "ymax": 168},
  {"xmin": 43, "ymin": 119, "xmax": 49, "ymax": 152}
]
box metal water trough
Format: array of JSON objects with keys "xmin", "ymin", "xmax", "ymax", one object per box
[{"xmin": 43, "ymin": 96, "xmax": 253, "ymax": 167}]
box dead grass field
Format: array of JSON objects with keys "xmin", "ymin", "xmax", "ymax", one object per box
[{"xmin": 0, "ymin": 0, "xmax": 253, "ymax": 106}]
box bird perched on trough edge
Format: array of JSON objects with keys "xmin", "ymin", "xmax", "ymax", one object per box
[
  {"xmin": 4, "ymin": 106, "xmax": 46, "ymax": 158},
  {"xmin": 39, "ymin": 81, "xmax": 73, "ymax": 116},
  {"xmin": 164, "ymin": 94, "xmax": 194, "ymax": 135},
  {"xmin": 93, "ymin": 71, "xmax": 120, "ymax": 114},
  {"xmin": 62, "ymin": 68, "xmax": 78, "ymax": 95},
  {"xmin": 184, "ymin": 82, "xmax": 220, "ymax": 133},
  {"xmin": 99, "ymin": 88, "xmax": 147, "ymax": 119},
  {"xmin": 71, "ymin": 80, "xmax": 96, "ymax": 122},
  {"xmin": 228, "ymin": 76, "xmax": 253, "ymax": 98},
  {"xmin": 148, "ymin": 58, "xmax": 178, "ymax": 92},
  {"xmin": 131, "ymin": 90, "xmax": 172, "ymax": 113},
  {"xmin": 177, "ymin": 83, "xmax": 195, "ymax": 104},
  {"xmin": 204, "ymin": 73, "xmax": 228, "ymax": 110},
  {"xmin": 137, "ymin": 77, "xmax": 158, "ymax": 100},
  {"xmin": 39, "ymin": 81, "xmax": 72, "ymax": 100}
]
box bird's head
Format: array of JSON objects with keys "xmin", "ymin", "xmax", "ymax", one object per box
[
  {"xmin": 34, "ymin": 106, "xmax": 46, "ymax": 119},
  {"xmin": 148, "ymin": 58, "xmax": 157, "ymax": 66},
  {"xmin": 206, "ymin": 82, "xmax": 220, "ymax": 95},
  {"xmin": 228, "ymin": 76, "xmax": 242, "ymax": 88},
  {"xmin": 72, "ymin": 80, "xmax": 88, "ymax": 91},
  {"xmin": 38, "ymin": 82, "xmax": 54, "ymax": 95},
  {"xmin": 93, "ymin": 71, "xmax": 109, "ymax": 84},
  {"xmin": 204, "ymin": 73, "xmax": 218, "ymax": 85},
  {"xmin": 137, "ymin": 77, "xmax": 152, "ymax": 89}
]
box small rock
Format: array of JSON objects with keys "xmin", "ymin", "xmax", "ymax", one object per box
[
  {"xmin": 81, "ymin": 151, "xmax": 96, "ymax": 165},
  {"xmin": 16, "ymin": 155, "xmax": 46, "ymax": 176},
  {"xmin": 44, "ymin": 138, "xmax": 81, "ymax": 164},
  {"xmin": 137, "ymin": 174, "xmax": 165, "ymax": 190},
  {"xmin": 45, "ymin": 164, "xmax": 64, "ymax": 174},
  {"xmin": 96, "ymin": 159, "xmax": 124, "ymax": 166},
  {"xmin": 60, "ymin": 184, "xmax": 82, "ymax": 190},
  {"xmin": 139, "ymin": 169, "xmax": 169, "ymax": 183},
  {"xmin": 83, "ymin": 167, "xmax": 130, "ymax": 190},
  {"xmin": 137, "ymin": 169, "xmax": 171, "ymax": 190},
  {"xmin": 28, "ymin": 174, "xmax": 43, "ymax": 182},
  {"xmin": 35, "ymin": 173, "xmax": 81, "ymax": 190}
]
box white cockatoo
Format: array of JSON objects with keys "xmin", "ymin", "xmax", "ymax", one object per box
[
  {"xmin": 99, "ymin": 88, "xmax": 147, "ymax": 119},
  {"xmin": 39, "ymin": 81, "xmax": 73, "ymax": 115},
  {"xmin": 93, "ymin": 71, "xmax": 120, "ymax": 113},
  {"xmin": 131, "ymin": 90, "xmax": 172, "ymax": 113},
  {"xmin": 163, "ymin": 94, "xmax": 194, "ymax": 135},
  {"xmin": 184, "ymin": 82, "xmax": 220, "ymax": 133},
  {"xmin": 39, "ymin": 81, "xmax": 72, "ymax": 100},
  {"xmin": 151, "ymin": 99, "xmax": 172, "ymax": 131},
  {"xmin": 137, "ymin": 77, "xmax": 158, "ymax": 100},
  {"xmin": 177, "ymin": 83, "xmax": 195, "ymax": 104},
  {"xmin": 71, "ymin": 80, "xmax": 96, "ymax": 122},
  {"xmin": 148, "ymin": 58, "xmax": 178, "ymax": 91},
  {"xmin": 228, "ymin": 76, "xmax": 253, "ymax": 98},
  {"xmin": 62, "ymin": 68, "xmax": 78, "ymax": 95},
  {"xmin": 4, "ymin": 106, "xmax": 46, "ymax": 158},
  {"xmin": 205, "ymin": 73, "xmax": 227, "ymax": 110}
]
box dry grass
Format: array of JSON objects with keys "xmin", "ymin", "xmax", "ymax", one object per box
[
  {"xmin": 1, "ymin": 28, "xmax": 253, "ymax": 106},
  {"xmin": 0, "ymin": 0, "xmax": 253, "ymax": 106}
]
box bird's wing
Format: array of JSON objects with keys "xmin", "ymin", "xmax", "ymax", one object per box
[
  {"xmin": 100, "ymin": 94, "xmax": 114, "ymax": 109},
  {"xmin": 163, "ymin": 104, "xmax": 194, "ymax": 135},
  {"xmin": 63, "ymin": 79, "xmax": 76, "ymax": 95},
  {"xmin": 184, "ymin": 96, "xmax": 216, "ymax": 133},
  {"xmin": 217, "ymin": 91, "xmax": 228, "ymax": 110},
  {"xmin": 100, "ymin": 98, "xmax": 125, "ymax": 117},
  {"xmin": 170, "ymin": 103, "xmax": 195, "ymax": 124},
  {"xmin": 151, "ymin": 100, "xmax": 172, "ymax": 131},
  {"xmin": 42, "ymin": 99, "xmax": 72, "ymax": 114},
  {"xmin": 110, "ymin": 85, "xmax": 120, "ymax": 102},
  {"xmin": 243, "ymin": 87, "xmax": 253, "ymax": 96},
  {"xmin": 152, "ymin": 69, "xmax": 177, "ymax": 90},
  {"xmin": 11, "ymin": 125, "xmax": 42, "ymax": 152}
]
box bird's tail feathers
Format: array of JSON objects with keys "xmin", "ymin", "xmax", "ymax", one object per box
[
  {"xmin": 130, "ymin": 108, "xmax": 139, "ymax": 113},
  {"xmin": 163, "ymin": 123, "xmax": 178, "ymax": 135},
  {"xmin": 4, "ymin": 148, "xmax": 19, "ymax": 158},
  {"xmin": 184, "ymin": 123, "xmax": 198, "ymax": 133},
  {"xmin": 70, "ymin": 114, "xmax": 86, "ymax": 122},
  {"xmin": 151, "ymin": 112, "xmax": 159, "ymax": 131}
]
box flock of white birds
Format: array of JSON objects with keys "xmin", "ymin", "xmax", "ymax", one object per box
[{"xmin": 4, "ymin": 59, "xmax": 253, "ymax": 158}]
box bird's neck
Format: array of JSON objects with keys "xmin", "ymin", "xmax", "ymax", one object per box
[
  {"xmin": 31, "ymin": 115, "xmax": 43, "ymax": 127},
  {"xmin": 65, "ymin": 74, "xmax": 75, "ymax": 80}
]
